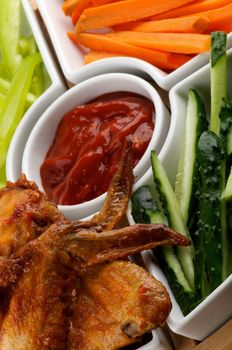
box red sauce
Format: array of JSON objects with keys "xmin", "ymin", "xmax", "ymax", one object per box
[{"xmin": 40, "ymin": 92, "xmax": 154, "ymax": 205}]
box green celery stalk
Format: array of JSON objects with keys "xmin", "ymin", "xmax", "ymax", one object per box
[
  {"xmin": 0, "ymin": 0, "xmax": 22, "ymax": 77},
  {"xmin": 0, "ymin": 77, "xmax": 37, "ymax": 109},
  {"xmin": 0, "ymin": 53, "xmax": 42, "ymax": 169}
]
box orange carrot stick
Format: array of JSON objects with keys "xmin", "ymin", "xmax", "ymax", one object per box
[
  {"xmin": 150, "ymin": 0, "xmax": 232, "ymax": 20},
  {"xmin": 218, "ymin": 22, "xmax": 232, "ymax": 34},
  {"xmin": 63, "ymin": 0, "xmax": 85, "ymax": 16},
  {"xmin": 84, "ymin": 50, "xmax": 119, "ymax": 63},
  {"xmin": 107, "ymin": 32, "xmax": 210, "ymax": 54},
  {"xmin": 91, "ymin": 0, "xmax": 121, "ymax": 6},
  {"xmin": 114, "ymin": 16, "xmax": 209, "ymax": 34},
  {"xmin": 67, "ymin": 31, "xmax": 80, "ymax": 45},
  {"xmin": 76, "ymin": 32, "xmax": 191, "ymax": 70},
  {"xmin": 190, "ymin": 3, "xmax": 232, "ymax": 32},
  {"xmin": 71, "ymin": 0, "xmax": 92, "ymax": 24},
  {"xmin": 75, "ymin": 0, "xmax": 194, "ymax": 32}
]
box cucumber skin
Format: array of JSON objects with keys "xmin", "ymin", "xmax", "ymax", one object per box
[
  {"xmin": 197, "ymin": 130, "xmax": 226, "ymax": 295},
  {"xmin": 131, "ymin": 186, "xmax": 195, "ymax": 315},
  {"xmin": 175, "ymin": 88, "xmax": 207, "ymax": 226},
  {"xmin": 151, "ymin": 151, "xmax": 195, "ymax": 291},
  {"xmin": 211, "ymin": 31, "xmax": 227, "ymax": 68},
  {"xmin": 155, "ymin": 248, "xmax": 195, "ymax": 315},
  {"xmin": 131, "ymin": 186, "xmax": 160, "ymax": 224},
  {"xmin": 210, "ymin": 32, "xmax": 227, "ymax": 136}
]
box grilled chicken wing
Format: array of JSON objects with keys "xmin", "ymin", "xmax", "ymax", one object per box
[{"xmin": 0, "ymin": 175, "xmax": 63, "ymax": 257}]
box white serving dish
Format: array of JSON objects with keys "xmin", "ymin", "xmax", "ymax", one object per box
[
  {"xmin": 22, "ymin": 72, "xmax": 170, "ymax": 220},
  {"xmin": 127, "ymin": 48, "xmax": 232, "ymax": 341},
  {"xmin": 6, "ymin": 0, "xmax": 66, "ymax": 182},
  {"xmin": 35, "ymin": 0, "xmax": 232, "ymax": 91}
]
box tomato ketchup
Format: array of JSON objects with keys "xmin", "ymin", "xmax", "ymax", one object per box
[{"xmin": 40, "ymin": 92, "xmax": 154, "ymax": 205}]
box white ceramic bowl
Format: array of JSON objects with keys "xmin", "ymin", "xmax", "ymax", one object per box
[
  {"xmin": 22, "ymin": 72, "xmax": 170, "ymax": 220},
  {"xmin": 6, "ymin": 0, "xmax": 66, "ymax": 182},
  {"xmin": 35, "ymin": 0, "xmax": 232, "ymax": 90},
  {"xmin": 127, "ymin": 48, "xmax": 232, "ymax": 341}
]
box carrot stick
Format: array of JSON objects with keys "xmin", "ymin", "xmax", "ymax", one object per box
[
  {"xmin": 114, "ymin": 16, "xmax": 210, "ymax": 34},
  {"xmin": 62, "ymin": 0, "xmax": 86, "ymax": 16},
  {"xmin": 75, "ymin": 0, "xmax": 194, "ymax": 32},
  {"xmin": 151, "ymin": 0, "xmax": 232, "ymax": 20},
  {"xmin": 84, "ymin": 50, "xmax": 119, "ymax": 63},
  {"xmin": 218, "ymin": 22, "xmax": 232, "ymax": 33},
  {"xmin": 107, "ymin": 32, "xmax": 210, "ymax": 54},
  {"xmin": 76, "ymin": 32, "xmax": 192, "ymax": 70},
  {"xmin": 190, "ymin": 3, "xmax": 232, "ymax": 32},
  {"xmin": 91, "ymin": 0, "xmax": 121, "ymax": 6},
  {"xmin": 71, "ymin": 0, "xmax": 92, "ymax": 24},
  {"xmin": 67, "ymin": 31, "xmax": 80, "ymax": 46}
]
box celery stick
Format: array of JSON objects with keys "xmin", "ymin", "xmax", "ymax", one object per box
[
  {"xmin": 210, "ymin": 32, "xmax": 227, "ymax": 135},
  {"xmin": 0, "ymin": 77, "xmax": 37, "ymax": 108},
  {"xmin": 0, "ymin": 0, "xmax": 22, "ymax": 77},
  {"xmin": 0, "ymin": 53, "xmax": 42, "ymax": 168},
  {"xmin": 18, "ymin": 36, "xmax": 31, "ymax": 57}
]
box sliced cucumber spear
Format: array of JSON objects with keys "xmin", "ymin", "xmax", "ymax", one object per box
[
  {"xmin": 131, "ymin": 186, "xmax": 194, "ymax": 315},
  {"xmin": 175, "ymin": 89, "xmax": 207, "ymax": 225},
  {"xmin": 151, "ymin": 151, "xmax": 195, "ymax": 290},
  {"xmin": 210, "ymin": 31, "xmax": 227, "ymax": 135}
]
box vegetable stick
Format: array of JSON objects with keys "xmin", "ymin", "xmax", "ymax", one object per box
[
  {"xmin": 84, "ymin": 50, "xmax": 119, "ymax": 63},
  {"xmin": 107, "ymin": 32, "xmax": 210, "ymax": 54},
  {"xmin": 76, "ymin": 32, "xmax": 191, "ymax": 70},
  {"xmin": 114, "ymin": 16, "xmax": 210, "ymax": 34},
  {"xmin": 191, "ymin": 3, "xmax": 232, "ymax": 32},
  {"xmin": 68, "ymin": 31, "xmax": 80, "ymax": 46},
  {"xmin": 75, "ymin": 0, "xmax": 195, "ymax": 32},
  {"xmin": 91, "ymin": 0, "xmax": 121, "ymax": 6},
  {"xmin": 71, "ymin": 0, "xmax": 92, "ymax": 25},
  {"xmin": 151, "ymin": 0, "xmax": 232, "ymax": 20},
  {"xmin": 63, "ymin": 0, "xmax": 90, "ymax": 16},
  {"xmin": 219, "ymin": 22, "xmax": 232, "ymax": 33}
]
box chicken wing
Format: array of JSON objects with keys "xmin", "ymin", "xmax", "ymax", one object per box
[
  {"xmin": 68, "ymin": 260, "xmax": 171, "ymax": 350},
  {"xmin": 0, "ymin": 141, "xmax": 192, "ymax": 350},
  {"xmin": 0, "ymin": 175, "xmax": 63, "ymax": 257},
  {"xmin": 0, "ymin": 221, "xmax": 190, "ymax": 350}
]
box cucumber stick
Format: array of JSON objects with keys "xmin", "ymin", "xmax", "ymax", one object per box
[
  {"xmin": 175, "ymin": 89, "xmax": 207, "ymax": 225},
  {"xmin": 197, "ymin": 131, "xmax": 225, "ymax": 293},
  {"xmin": 221, "ymin": 166, "xmax": 232, "ymax": 201},
  {"xmin": 131, "ymin": 186, "xmax": 163, "ymax": 225},
  {"xmin": 151, "ymin": 151, "xmax": 195, "ymax": 290},
  {"xmin": 210, "ymin": 32, "xmax": 227, "ymax": 135},
  {"xmin": 131, "ymin": 186, "xmax": 193, "ymax": 315}
]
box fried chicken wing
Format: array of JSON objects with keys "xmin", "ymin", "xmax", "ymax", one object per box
[
  {"xmin": 0, "ymin": 175, "xmax": 63, "ymax": 257},
  {"xmin": 0, "ymin": 141, "xmax": 192, "ymax": 350},
  {"xmin": 0, "ymin": 221, "xmax": 189, "ymax": 350},
  {"xmin": 68, "ymin": 260, "xmax": 171, "ymax": 350}
]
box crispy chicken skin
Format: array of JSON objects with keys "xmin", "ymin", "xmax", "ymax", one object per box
[
  {"xmin": 0, "ymin": 222, "xmax": 189, "ymax": 350},
  {"xmin": 0, "ymin": 175, "xmax": 63, "ymax": 257},
  {"xmin": 0, "ymin": 142, "xmax": 191, "ymax": 350},
  {"xmin": 68, "ymin": 260, "xmax": 172, "ymax": 350}
]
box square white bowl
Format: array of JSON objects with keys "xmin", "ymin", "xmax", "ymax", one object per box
[
  {"xmin": 127, "ymin": 48, "xmax": 232, "ymax": 341},
  {"xmin": 6, "ymin": 0, "xmax": 66, "ymax": 182},
  {"xmin": 35, "ymin": 0, "xmax": 232, "ymax": 91}
]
